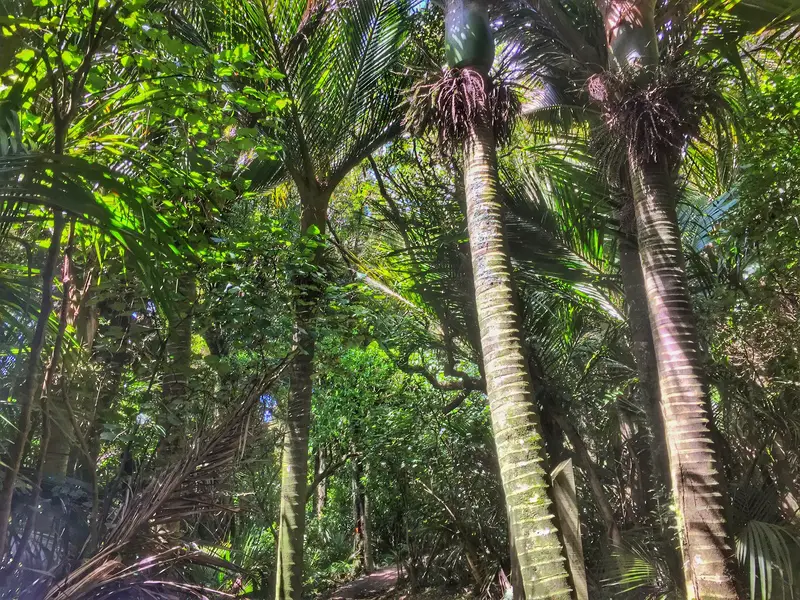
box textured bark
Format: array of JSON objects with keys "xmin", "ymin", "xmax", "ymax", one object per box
[
  {"xmin": 619, "ymin": 210, "xmax": 672, "ymax": 501},
  {"xmin": 618, "ymin": 210, "xmax": 685, "ymax": 586},
  {"xmin": 771, "ymin": 439, "xmax": 799, "ymax": 520},
  {"xmin": 597, "ymin": 0, "xmax": 659, "ymax": 68},
  {"xmin": 630, "ymin": 158, "xmax": 740, "ymax": 600},
  {"xmin": 463, "ymin": 117, "xmax": 571, "ymax": 600},
  {"xmin": 596, "ymin": 3, "xmax": 741, "ymax": 594},
  {"xmin": 275, "ymin": 323, "xmax": 315, "ymax": 600},
  {"xmin": 275, "ymin": 189, "xmax": 329, "ymax": 600},
  {"xmin": 0, "ymin": 211, "xmax": 65, "ymax": 557},
  {"xmin": 42, "ymin": 397, "xmax": 71, "ymax": 478},
  {"xmin": 510, "ymin": 526, "xmax": 526, "ymax": 600}
]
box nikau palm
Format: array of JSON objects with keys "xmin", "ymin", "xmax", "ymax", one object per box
[
  {"xmin": 593, "ymin": 1, "xmax": 740, "ymax": 597},
  {"xmin": 409, "ymin": 1, "xmax": 572, "ymax": 597},
  {"xmin": 234, "ymin": 1, "xmax": 411, "ymax": 597}
]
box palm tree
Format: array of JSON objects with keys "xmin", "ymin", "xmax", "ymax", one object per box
[
  {"xmin": 229, "ymin": 2, "xmax": 412, "ymax": 597},
  {"xmin": 406, "ymin": 1, "xmax": 574, "ymax": 597},
  {"xmin": 497, "ymin": 1, "xmax": 797, "ymax": 595},
  {"xmin": 592, "ymin": 2, "xmax": 741, "ymax": 596}
]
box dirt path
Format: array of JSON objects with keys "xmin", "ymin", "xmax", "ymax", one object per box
[{"xmin": 327, "ymin": 565, "xmax": 401, "ymax": 599}]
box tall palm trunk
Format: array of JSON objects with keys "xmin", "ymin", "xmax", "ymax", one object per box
[
  {"xmin": 618, "ymin": 222, "xmax": 670, "ymax": 498},
  {"xmin": 618, "ymin": 207, "xmax": 685, "ymax": 586},
  {"xmin": 629, "ymin": 159, "xmax": 739, "ymax": 599},
  {"xmin": 463, "ymin": 114, "xmax": 571, "ymax": 600},
  {"xmin": 275, "ymin": 189, "xmax": 329, "ymax": 600},
  {"xmin": 598, "ymin": 1, "xmax": 741, "ymax": 596}
]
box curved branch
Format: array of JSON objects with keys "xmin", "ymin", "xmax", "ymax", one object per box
[{"xmin": 305, "ymin": 453, "xmax": 358, "ymax": 504}]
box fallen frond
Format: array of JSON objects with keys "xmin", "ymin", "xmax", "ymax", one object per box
[{"xmin": 37, "ymin": 357, "xmax": 292, "ymax": 600}]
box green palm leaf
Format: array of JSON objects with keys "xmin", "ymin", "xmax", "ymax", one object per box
[
  {"xmin": 233, "ymin": 0, "xmax": 414, "ymax": 190},
  {"xmin": 737, "ymin": 520, "xmax": 800, "ymax": 600},
  {"xmin": 0, "ymin": 153, "xmax": 179, "ymax": 304}
]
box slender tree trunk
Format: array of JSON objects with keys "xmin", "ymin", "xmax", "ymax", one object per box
[
  {"xmin": 618, "ymin": 212, "xmax": 685, "ymax": 585},
  {"xmin": 463, "ymin": 112, "xmax": 571, "ymax": 599},
  {"xmin": 161, "ymin": 273, "xmax": 196, "ymax": 455},
  {"xmin": 275, "ymin": 324, "xmax": 314, "ymax": 600},
  {"xmin": 361, "ymin": 466, "xmax": 374, "ymax": 574},
  {"xmin": 42, "ymin": 395, "xmax": 72, "ymax": 478},
  {"xmin": 597, "ymin": 3, "xmax": 741, "ymax": 595},
  {"xmin": 630, "ymin": 157, "xmax": 740, "ymax": 599},
  {"xmin": 550, "ymin": 459, "xmax": 589, "ymax": 600},
  {"xmin": 7, "ymin": 247, "xmax": 73, "ymax": 571},
  {"xmin": 351, "ymin": 458, "xmax": 373, "ymax": 573},
  {"xmin": 0, "ymin": 211, "xmax": 65, "ymax": 557},
  {"xmin": 275, "ymin": 188, "xmax": 329, "ymax": 600},
  {"xmin": 618, "ymin": 209, "xmax": 672, "ymax": 501},
  {"xmin": 771, "ymin": 438, "xmax": 799, "ymax": 520},
  {"xmin": 554, "ymin": 413, "xmax": 621, "ymax": 548},
  {"xmin": 42, "ymin": 223, "xmax": 76, "ymax": 479},
  {"xmin": 316, "ymin": 446, "xmax": 328, "ymax": 519},
  {"xmin": 312, "ymin": 447, "xmax": 322, "ymax": 517}
]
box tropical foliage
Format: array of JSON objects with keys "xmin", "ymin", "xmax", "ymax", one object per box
[{"xmin": 0, "ymin": 0, "xmax": 799, "ymax": 599}]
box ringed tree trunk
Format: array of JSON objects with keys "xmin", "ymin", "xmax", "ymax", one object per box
[
  {"xmin": 440, "ymin": 2, "xmax": 571, "ymax": 597},
  {"xmin": 463, "ymin": 113, "xmax": 572, "ymax": 600},
  {"xmin": 617, "ymin": 213, "xmax": 671, "ymax": 502},
  {"xmin": 275, "ymin": 186, "xmax": 330, "ymax": 600},
  {"xmin": 597, "ymin": 2, "xmax": 741, "ymax": 597},
  {"xmin": 618, "ymin": 200, "xmax": 684, "ymax": 586},
  {"xmin": 630, "ymin": 160, "xmax": 739, "ymax": 599}
]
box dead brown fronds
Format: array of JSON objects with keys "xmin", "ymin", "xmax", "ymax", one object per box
[
  {"xmin": 34, "ymin": 357, "xmax": 292, "ymax": 600},
  {"xmin": 588, "ymin": 62, "xmax": 730, "ymax": 170},
  {"xmin": 405, "ymin": 67, "xmax": 521, "ymax": 150}
]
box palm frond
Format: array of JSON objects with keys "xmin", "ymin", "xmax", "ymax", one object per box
[
  {"xmin": 40, "ymin": 358, "xmax": 292, "ymax": 600},
  {"xmin": 737, "ymin": 520, "xmax": 800, "ymax": 600},
  {"xmin": 502, "ymin": 141, "xmax": 622, "ymax": 319},
  {"xmin": 0, "ymin": 153, "xmax": 181, "ymax": 304},
  {"xmin": 234, "ymin": 0, "xmax": 414, "ymax": 190},
  {"xmin": 602, "ymin": 540, "xmax": 678, "ymax": 599}
]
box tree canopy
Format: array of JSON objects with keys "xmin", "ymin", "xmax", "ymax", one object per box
[{"xmin": 1, "ymin": 1, "xmax": 800, "ymax": 599}]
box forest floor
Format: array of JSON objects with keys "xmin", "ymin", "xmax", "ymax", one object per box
[
  {"xmin": 327, "ymin": 565, "xmax": 400, "ymax": 599},
  {"xmin": 325, "ymin": 565, "xmax": 469, "ymax": 600}
]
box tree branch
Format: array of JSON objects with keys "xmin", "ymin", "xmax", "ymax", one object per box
[
  {"xmin": 442, "ymin": 390, "xmax": 470, "ymax": 415},
  {"xmin": 401, "ymin": 363, "xmax": 485, "ymax": 393},
  {"xmin": 305, "ymin": 453, "xmax": 358, "ymax": 504}
]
